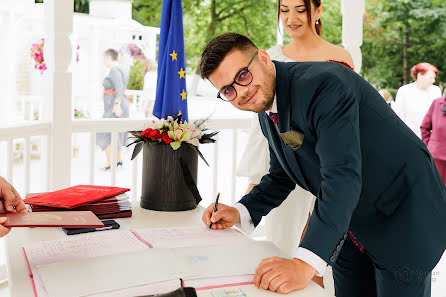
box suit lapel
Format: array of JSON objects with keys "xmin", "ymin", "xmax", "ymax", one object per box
[
  {"xmin": 259, "ymin": 113, "xmax": 300, "ymax": 185},
  {"xmin": 274, "ymin": 61, "xmax": 309, "ymax": 190}
]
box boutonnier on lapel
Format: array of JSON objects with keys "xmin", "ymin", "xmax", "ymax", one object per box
[{"xmin": 280, "ymin": 130, "xmax": 304, "ymax": 151}]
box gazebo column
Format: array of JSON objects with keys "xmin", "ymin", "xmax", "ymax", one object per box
[
  {"xmin": 341, "ymin": 0, "xmax": 365, "ymax": 72},
  {"xmin": 44, "ymin": 0, "xmax": 74, "ymax": 190}
]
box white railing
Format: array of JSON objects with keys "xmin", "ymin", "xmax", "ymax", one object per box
[{"xmin": 0, "ymin": 117, "xmax": 251, "ymax": 205}]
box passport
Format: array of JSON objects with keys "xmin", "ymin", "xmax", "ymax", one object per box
[
  {"xmin": 23, "ymin": 185, "xmax": 130, "ymax": 209},
  {"xmin": 0, "ymin": 211, "xmax": 104, "ymax": 228}
]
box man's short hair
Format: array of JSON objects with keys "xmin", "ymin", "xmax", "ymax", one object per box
[
  {"xmin": 104, "ymin": 48, "xmax": 119, "ymax": 61},
  {"xmin": 200, "ymin": 32, "xmax": 258, "ymax": 79}
]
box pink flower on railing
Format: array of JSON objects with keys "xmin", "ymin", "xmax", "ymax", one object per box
[
  {"xmin": 76, "ymin": 44, "xmax": 80, "ymax": 63},
  {"xmin": 31, "ymin": 38, "xmax": 47, "ymax": 74}
]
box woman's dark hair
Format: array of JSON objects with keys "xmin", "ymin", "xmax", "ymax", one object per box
[
  {"xmin": 278, "ymin": 0, "xmax": 322, "ymax": 36},
  {"xmin": 104, "ymin": 48, "xmax": 118, "ymax": 61},
  {"xmin": 200, "ymin": 32, "xmax": 258, "ymax": 79}
]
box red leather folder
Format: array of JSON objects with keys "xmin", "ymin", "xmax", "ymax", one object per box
[
  {"xmin": 23, "ymin": 185, "xmax": 130, "ymax": 209},
  {"xmin": 0, "ymin": 211, "xmax": 104, "ymax": 228}
]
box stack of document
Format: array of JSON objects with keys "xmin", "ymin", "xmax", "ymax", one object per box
[
  {"xmin": 23, "ymin": 226, "xmax": 287, "ymax": 297},
  {"xmin": 24, "ymin": 185, "xmax": 132, "ymax": 219}
]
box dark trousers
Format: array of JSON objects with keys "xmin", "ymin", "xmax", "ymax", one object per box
[{"xmin": 332, "ymin": 238, "xmax": 432, "ymax": 297}]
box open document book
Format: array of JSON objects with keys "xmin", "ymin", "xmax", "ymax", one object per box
[{"xmin": 23, "ymin": 226, "xmax": 287, "ymax": 297}]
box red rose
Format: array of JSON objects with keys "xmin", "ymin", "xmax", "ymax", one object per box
[
  {"xmin": 140, "ymin": 128, "xmax": 152, "ymax": 141},
  {"xmin": 161, "ymin": 132, "xmax": 173, "ymax": 144},
  {"xmin": 148, "ymin": 129, "xmax": 162, "ymax": 141}
]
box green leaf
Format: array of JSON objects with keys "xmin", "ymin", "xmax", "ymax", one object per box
[
  {"xmin": 131, "ymin": 142, "xmax": 144, "ymax": 160},
  {"xmin": 170, "ymin": 141, "xmax": 181, "ymax": 150}
]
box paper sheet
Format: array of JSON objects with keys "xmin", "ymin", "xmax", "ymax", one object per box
[
  {"xmin": 24, "ymin": 230, "xmax": 148, "ymax": 297},
  {"xmin": 37, "ymin": 241, "xmax": 286, "ymax": 297},
  {"xmin": 37, "ymin": 248, "xmax": 194, "ymax": 297},
  {"xmin": 133, "ymin": 226, "xmax": 252, "ymax": 248}
]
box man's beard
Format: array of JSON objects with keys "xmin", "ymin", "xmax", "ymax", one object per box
[{"xmin": 239, "ymin": 71, "xmax": 275, "ymax": 113}]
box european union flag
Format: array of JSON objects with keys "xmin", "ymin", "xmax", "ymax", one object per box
[{"xmin": 153, "ymin": 0, "xmax": 188, "ymax": 121}]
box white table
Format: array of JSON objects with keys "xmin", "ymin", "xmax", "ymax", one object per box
[{"xmin": 4, "ymin": 204, "xmax": 333, "ymax": 297}]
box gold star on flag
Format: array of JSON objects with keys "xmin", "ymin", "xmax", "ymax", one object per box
[
  {"xmin": 170, "ymin": 50, "xmax": 177, "ymax": 61},
  {"xmin": 178, "ymin": 68, "xmax": 185, "ymax": 79},
  {"xmin": 180, "ymin": 89, "xmax": 187, "ymax": 101}
]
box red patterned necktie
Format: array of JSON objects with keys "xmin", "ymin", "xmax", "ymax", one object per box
[{"xmin": 269, "ymin": 112, "xmax": 278, "ymax": 126}]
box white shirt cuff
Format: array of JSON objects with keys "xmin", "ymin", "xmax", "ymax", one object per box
[
  {"xmin": 234, "ymin": 203, "xmax": 255, "ymax": 235},
  {"xmin": 295, "ymin": 247, "xmax": 327, "ymax": 277}
]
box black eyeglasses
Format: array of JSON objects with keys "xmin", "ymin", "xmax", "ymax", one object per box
[{"xmin": 217, "ymin": 51, "xmax": 258, "ymax": 102}]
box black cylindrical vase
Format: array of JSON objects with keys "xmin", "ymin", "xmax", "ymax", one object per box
[{"xmin": 140, "ymin": 143, "xmax": 198, "ymax": 211}]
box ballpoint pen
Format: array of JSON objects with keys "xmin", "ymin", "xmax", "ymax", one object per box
[{"xmin": 209, "ymin": 192, "xmax": 220, "ymax": 229}]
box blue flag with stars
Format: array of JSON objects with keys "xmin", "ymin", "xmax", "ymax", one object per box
[{"xmin": 153, "ymin": 0, "xmax": 188, "ymax": 121}]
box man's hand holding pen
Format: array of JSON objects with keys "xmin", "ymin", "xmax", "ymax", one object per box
[{"xmin": 202, "ymin": 196, "xmax": 241, "ymax": 230}]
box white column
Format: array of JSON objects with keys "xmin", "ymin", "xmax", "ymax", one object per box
[
  {"xmin": 341, "ymin": 0, "xmax": 365, "ymax": 73},
  {"xmin": 44, "ymin": 0, "xmax": 74, "ymax": 190},
  {"xmin": 4, "ymin": 11, "xmax": 16, "ymax": 126}
]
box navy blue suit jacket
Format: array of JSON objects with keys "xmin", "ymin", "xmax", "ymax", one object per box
[{"xmin": 239, "ymin": 61, "xmax": 446, "ymax": 273}]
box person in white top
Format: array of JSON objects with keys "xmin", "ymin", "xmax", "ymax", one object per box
[
  {"xmin": 142, "ymin": 58, "xmax": 158, "ymax": 118},
  {"xmin": 236, "ymin": 0, "xmax": 353, "ymax": 290},
  {"xmin": 392, "ymin": 62, "xmax": 441, "ymax": 138}
]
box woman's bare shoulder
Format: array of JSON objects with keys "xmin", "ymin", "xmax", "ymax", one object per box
[{"xmin": 323, "ymin": 42, "xmax": 354, "ymax": 68}]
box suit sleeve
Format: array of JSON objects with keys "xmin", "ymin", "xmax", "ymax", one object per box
[
  {"xmin": 299, "ymin": 78, "xmax": 362, "ymax": 264},
  {"xmin": 238, "ymin": 139, "xmax": 296, "ymax": 227},
  {"xmin": 420, "ymin": 101, "xmax": 434, "ymax": 146}
]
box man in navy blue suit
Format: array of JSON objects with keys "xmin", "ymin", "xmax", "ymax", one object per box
[{"xmin": 200, "ymin": 33, "xmax": 446, "ymax": 297}]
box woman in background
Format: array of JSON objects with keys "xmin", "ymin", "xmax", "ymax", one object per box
[
  {"xmin": 142, "ymin": 58, "xmax": 158, "ymax": 118},
  {"xmin": 97, "ymin": 49, "xmax": 129, "ymax": 170},
  {"xmin": 378, "ymin": 89, "xmax": 393, "ymax": 107},
  {"xmin": 237, "ymin": 0, "xmax": 353, "ymax": 291},
  {"xmin": 420, "ymin": 94, "xmax": 446, "ymax": 185},
  {"xmin": 392, "ymin": 63, "xmax": 441, "ymax": 138}
]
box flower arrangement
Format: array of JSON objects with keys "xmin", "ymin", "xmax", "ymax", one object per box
[
  {"xmin": 31, "ymin": 38, "xmax": 47, "ymax": 74},
  {"xmin": 121, "ymin": 43, "xmax": 146, "ymax": 61},
  {"xmin": 74, "ymin": 109, "xmax": 87, "ymax": 119},
  {"xmin": 128, "ymin": 114, "xmax": 217, "ymax": 165}
]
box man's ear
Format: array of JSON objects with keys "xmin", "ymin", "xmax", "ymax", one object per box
[{"xmin": 257, "ymin": 49, "xmax": 274, "ymax": 70}]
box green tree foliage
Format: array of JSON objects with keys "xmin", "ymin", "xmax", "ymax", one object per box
[
  {"xmin": 362, "ymin": 0, "xmax": 446, "ymax": 93},
  {"xmin": 127, "ymin": 60, "xmax": 145, "ymax": 90},
  {"xmin": 132, "ymin": 0, "xmax": 163, "ymax": 27}
]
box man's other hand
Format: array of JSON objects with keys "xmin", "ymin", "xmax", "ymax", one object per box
[{"xmin": 254, "ymin": 257, "xmax": 316, "ymax": 294}]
